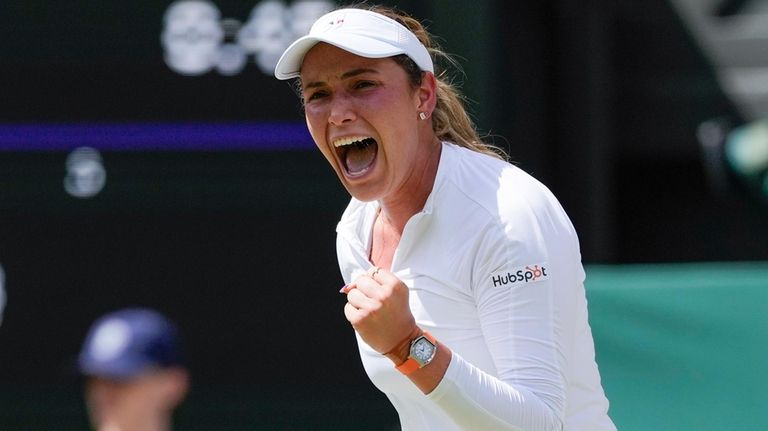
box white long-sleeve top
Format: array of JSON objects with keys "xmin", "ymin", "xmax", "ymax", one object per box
[{"xmin": 335, "ymin": 142, "xmax": 616, "ymax": 431}]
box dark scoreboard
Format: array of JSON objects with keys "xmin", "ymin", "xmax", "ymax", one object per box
[
  {"xmin": 0, "ymin": 0, "xmax": 369, "ymax": 395},
  {"xmin": 0, "ymin": 0, "xmax": 331, "ymax": 123}
]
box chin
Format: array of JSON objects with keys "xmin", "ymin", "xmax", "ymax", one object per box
[{"xmin": 343, "ymin": 185, "xmax": 381, "ymax": 203}]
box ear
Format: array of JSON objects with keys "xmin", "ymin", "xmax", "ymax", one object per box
[
  {"xmin": 160, "ymin": 368, "xmax": 190, "ymax": 409},
  {"xmin": 415, "ymin": 71, "xmax": 438, "ymax": 117}
]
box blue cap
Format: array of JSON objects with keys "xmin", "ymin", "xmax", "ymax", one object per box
[{"xmin": 78, "ymin": 308, "xmax": 184, "ymax": 379}]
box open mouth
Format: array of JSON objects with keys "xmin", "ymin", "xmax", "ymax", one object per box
[{"xmin": 333, "ymin": 136, "xmax": 378, "ymax": 177}]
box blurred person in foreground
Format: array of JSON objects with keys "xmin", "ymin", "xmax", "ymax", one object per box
[
  {"xmin": 274, "ymin": 4, "xmax": 616, "ymax": 430},
  {"xmin": 78, "ymin": 308, "xmax": 189, "ymax": 431}
]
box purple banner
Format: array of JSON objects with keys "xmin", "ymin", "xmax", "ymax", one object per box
[{"xmin": 0, "ymin": 123, "xmax": 315, "ymax": 151}]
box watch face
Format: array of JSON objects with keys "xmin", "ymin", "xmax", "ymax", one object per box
[{"xmin": 411, "ymin": 337, "xmax": 436, "ymax": 364}]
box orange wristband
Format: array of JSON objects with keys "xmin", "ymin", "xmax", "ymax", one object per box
[{"xmin": 385, "ymin": 327, "xmax": 422, "ymax": 364}]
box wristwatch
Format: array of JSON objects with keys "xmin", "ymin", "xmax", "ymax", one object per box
[{"xmin": 396, "ymin": 331, "xmax": 437, "ymax": 375}]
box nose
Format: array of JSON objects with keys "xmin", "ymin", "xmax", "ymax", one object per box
[{"xmin": 327, "ymin": 93, "xmax": 356, "ymax": 126}]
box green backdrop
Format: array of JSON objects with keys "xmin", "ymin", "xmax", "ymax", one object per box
[{"xmin": 586, "ymin": 261, "xmax": 768, "ymax": 430}]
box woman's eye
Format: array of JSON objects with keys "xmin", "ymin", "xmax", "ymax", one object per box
[
  {"xmin": 306, "ymin": 90, "xmax": 328, "ymax": 102},
  {"xmin": 355, "ymin": 81, "xmax": 375, "ymax": 89}
]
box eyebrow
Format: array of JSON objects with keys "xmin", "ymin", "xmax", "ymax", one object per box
[{"xmin": 303, "ymin": 68, "xmax": 380, "ymax": 90}]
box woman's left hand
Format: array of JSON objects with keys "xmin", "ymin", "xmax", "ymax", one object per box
[{"xmin": 342, "ymin": 268, "xmax": 417, "ymax": 355}]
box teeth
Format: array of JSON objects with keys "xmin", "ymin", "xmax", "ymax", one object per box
[{"xmin": 333, "ymin": 136, "xmax": 372, "ymax": 148}]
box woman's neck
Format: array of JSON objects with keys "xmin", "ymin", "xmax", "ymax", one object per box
[{"xmin": 377, "ymin": 138, "xmax": 442, "ymax": 233}]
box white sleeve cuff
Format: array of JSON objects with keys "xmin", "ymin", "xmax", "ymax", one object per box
[{"xmin": 426, "ymin": 351, "xmax": 563, "ymax": 431}]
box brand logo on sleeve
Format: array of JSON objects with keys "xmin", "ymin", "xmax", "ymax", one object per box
[{"xmin": 490, "ymin": 264, "xmax": 549, "ymax": 287}]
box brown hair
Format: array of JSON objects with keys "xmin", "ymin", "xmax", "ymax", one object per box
[{"xmin": 363, "ymin": 5, "xmax": 505, "ymax": 160}]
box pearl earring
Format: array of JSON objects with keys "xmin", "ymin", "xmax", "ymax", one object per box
[{"xmin": 419, "ymin": 112, "xmax": 428, "ymax": 120}]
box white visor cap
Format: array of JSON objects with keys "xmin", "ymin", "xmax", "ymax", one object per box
[{"xmin": 274, "ymin": 8, "xmax": 434, "ymax": 80}]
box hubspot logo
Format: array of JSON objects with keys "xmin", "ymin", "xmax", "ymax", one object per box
[{"xmin": 491, "ymin": 264, "xmax": 548, "ymax": 288}]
